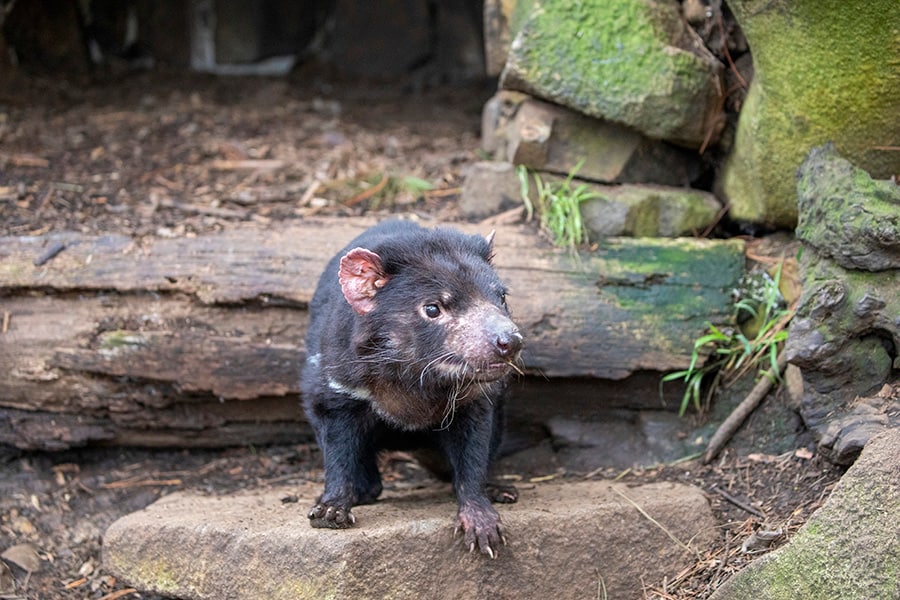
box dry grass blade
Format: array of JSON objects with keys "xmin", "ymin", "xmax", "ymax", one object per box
[{"xmin": 611, "ymin": 487, "xmax": 699, "ymax": 559}]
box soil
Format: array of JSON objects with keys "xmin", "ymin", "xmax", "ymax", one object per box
[{"xmin": 1, "ymin": 71, "xmax": 846, "ymax": 600}]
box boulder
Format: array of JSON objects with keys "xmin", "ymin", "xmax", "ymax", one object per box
[
  {"xmin": 710, "ymin": 427, "xmax": 900, "ymax": 600},
  {"xmin": 785, "ymin": 254, "xmax": 899, "ymax": 464},
  {"xmin": 786, "ymin": 146, "xmax": 900, "ymax": 464},
  {"xmin": 499, "ymin": 0, "xmax": 724, "ymax": 148},
  {"xmin": 482, "ymin": 94, "xmax": 703, "ymax": 186},
  {"xmin": 719, "ymin": 0, "xmax": 900, "ymax": 227},
  {"xmin": 103, "ymin": 480, "xmax": 717, "ymax": 600}
]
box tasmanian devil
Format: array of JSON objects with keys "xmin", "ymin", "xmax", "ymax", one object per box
[{"xmin": 300, "ymin": 219, "xmax": 523, "ymax": 557}]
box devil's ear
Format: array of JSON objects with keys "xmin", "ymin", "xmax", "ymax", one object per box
[
  {"xmin": 484, "ymin": 229, "xmax": 496, "ymax": 262},
  {"xmin": 338, "ymin": 248, "xmax": 389, "ymax": 315}
]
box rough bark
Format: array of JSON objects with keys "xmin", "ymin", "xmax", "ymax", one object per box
[{"xmin": 0, "ymin": 217, "xmax": 744, "ymax": 449}]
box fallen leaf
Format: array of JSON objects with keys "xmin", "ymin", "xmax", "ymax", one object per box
[
  {"xmin": 746, "ymin": 453, "xmax": 777, "ymax": 463},
  {"xmin": 741, "ymin": 528, "xmax": 784, "ymax": 553},
  {"xmin": 794, "ymin": 447, "xmax": 814, "ymax": 460},
  {"xmin": 0, "ymin": 560, "xmax": 15, "ymax": 594},
  {"xmin": 1, "ymin": 543, "xmax": 42, "ymax": 573}
]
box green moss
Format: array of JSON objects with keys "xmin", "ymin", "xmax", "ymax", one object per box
[
  {"xmin": 794, "ymin": 146, "xmax": 900, "ymax": 268},
  {"xmin": 586, "ymin": 237, "xmax": 745, "ymax": 354},
  {"xmin": 504, "ymin": 0, "xmax": 719, "ymax": 144},
  {"xmin": 722, "ymin": 0, "xmax": 900, "ymax": 226}
]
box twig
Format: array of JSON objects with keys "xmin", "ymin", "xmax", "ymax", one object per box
[
  {"xmin": 97, "ymin": 588, "xmax": 138, "ymax": 600},
  {"xmin": 208, "ymin": 159, "xmax": 285, "ymax": 171},
  {"xmin": 611, "ymin": 487, "xmax": 698, "ymax": 558},
  {"xmin": 344, "ymin": 173, "xmax": 389, "ymax": 206},
  {"xmin": 422, "ymin": 187, "xmax": 461, "ymax": 199},
  {"xmin": 157, "ymin": 198, "xmax": 249, "ymax": 219},
  {"xmin": 101, "ymin": 478, "xmax": 182, "ymax": 489},
  {"xmin": 700, "ymin": 203, "xmax": 730, "ymax": 238},
  {"xmin": 64, "ymin": 577, "xmax": 88, "ymax": 589},
  {"xmin": 0, "ymin": 153, "xmax": 50, "ymax": 168},
  {"xmin": 717, "ymin": 10, "xmax": 748, "ymax": 90},
  {"xmin": 703, "ymin": 351, "xmax": 789, "ymax": 463},
  {"xmin": 710, "ymin": 485, "xmax": 765, "ymax": 518},
  {"xmin": 298, "ymin": 179, "xmax": 322, "ymax": 207}
]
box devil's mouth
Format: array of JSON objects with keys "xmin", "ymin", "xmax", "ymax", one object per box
[
  {"xmin": 474, "ymin": 362, "xmax": 512, "ymax": 380},
  {"xmin": 427, "ymin": 356, "xmax": 513, "ymax": 383}
]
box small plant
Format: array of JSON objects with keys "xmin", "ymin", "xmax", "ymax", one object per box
[
  {"xmin": 516, "ymin": 162, "xmax": 596, "ymax": 251},
  {"xmin": 661, "ymin": 260, "xmax": 795, "ymax": 416}
]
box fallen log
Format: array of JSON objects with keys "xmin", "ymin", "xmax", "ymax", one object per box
[{"xmin": 0, "ymin": 217, "xmax": 744, "ymax": 449}]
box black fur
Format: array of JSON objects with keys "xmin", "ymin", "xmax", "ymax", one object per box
[{"xmin": 301, "ymin": 219, "xmax": 522, "ymax": 555}]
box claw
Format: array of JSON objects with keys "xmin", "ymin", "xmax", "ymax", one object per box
[
  {"xmin": 486, "ymin": 546, "xmax": 495, "ymax": 559},
  {"xmin": 308, "ymin": 502, "xmax": 356, "ymax": 529},
  {"xmin": 469, "ymin": 542, "xmax": 475, "ymax": 553}
]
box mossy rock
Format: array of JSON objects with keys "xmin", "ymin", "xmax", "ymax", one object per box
[
  {"xmin": 499, "ymin": 0, "xmax": 724, "ymax": 147},
  {"xmin": 580, "ymin": 184, "xmax": 722, "ymax": 237},
  {"xmin": 796, "ymin": 144, "xmax": 900, "ymax": 271},
  {"xmin": 720, "ymin": 0, "xmax": 900, "ymax": 228}
]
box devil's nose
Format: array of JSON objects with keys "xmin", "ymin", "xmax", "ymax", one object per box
[{"xmin": 494, "ymin": 330, "xmax": 523, "ymax": 358}]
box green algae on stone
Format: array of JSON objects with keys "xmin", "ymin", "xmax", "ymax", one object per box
[
  {"xmin": 499, "ymin": 0, "xmax": 724, "ymax": 147},
  {"xmin": 589, "ymin": 237, "xmax": 745, "ymax": 356},
  {"xmin": 720, "ymin": 0, "xmax": 900, "ymax": 227}
]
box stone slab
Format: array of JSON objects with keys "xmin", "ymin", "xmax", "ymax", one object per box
[{"xmin": 103, "ymin": 480, "xmax": 717, "ymax": 600}]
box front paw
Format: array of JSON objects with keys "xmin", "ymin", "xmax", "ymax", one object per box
[
  {"xmin": 455, "ymin": 502, "xmax": 506, "ymax": 558},
  {"xmin": 308, "ymin": 502, "xmax": 357, "ymax": 529}
]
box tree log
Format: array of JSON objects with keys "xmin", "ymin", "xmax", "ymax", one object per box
[{"xmin": 0, "ymin": 217, "xmax": 744, "ymax": 449}]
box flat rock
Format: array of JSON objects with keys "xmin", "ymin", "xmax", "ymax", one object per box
[
  {"xmin": 103, "ymin": 480, "xmax": 717, "ymax": 600},
  {"xmin": 483, "ymin": 95, "xmax": 702, "ymax": 186},
  {"xmin": 710, "ymin": 427, "xmax": 900, "ymax": 600},
  {"xmin": 580, "ymin": 184, "xmax": 722, "ymax": 238}
]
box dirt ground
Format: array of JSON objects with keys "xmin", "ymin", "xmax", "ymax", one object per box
[{"xmin": 1, "ymin": 72, "xmax": 846, "ymax": 600}]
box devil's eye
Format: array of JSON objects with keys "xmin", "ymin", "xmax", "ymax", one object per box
[{"xmin": 423, "ymin": 303, "xmax": 441, "ymax": 319}]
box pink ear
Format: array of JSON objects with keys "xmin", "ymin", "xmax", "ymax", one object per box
[{"xmin": 339, "ymin": 248, "xmax": 389, "ymax": 315}]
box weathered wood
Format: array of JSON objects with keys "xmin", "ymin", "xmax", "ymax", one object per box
[{"xmin": 0, "ymin": 217, "xmax": 744, "ymax": 449}]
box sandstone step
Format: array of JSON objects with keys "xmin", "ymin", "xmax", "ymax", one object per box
[{"xmin": 103, "ymin": 479, "xmax": 716, "ymax": 600}]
